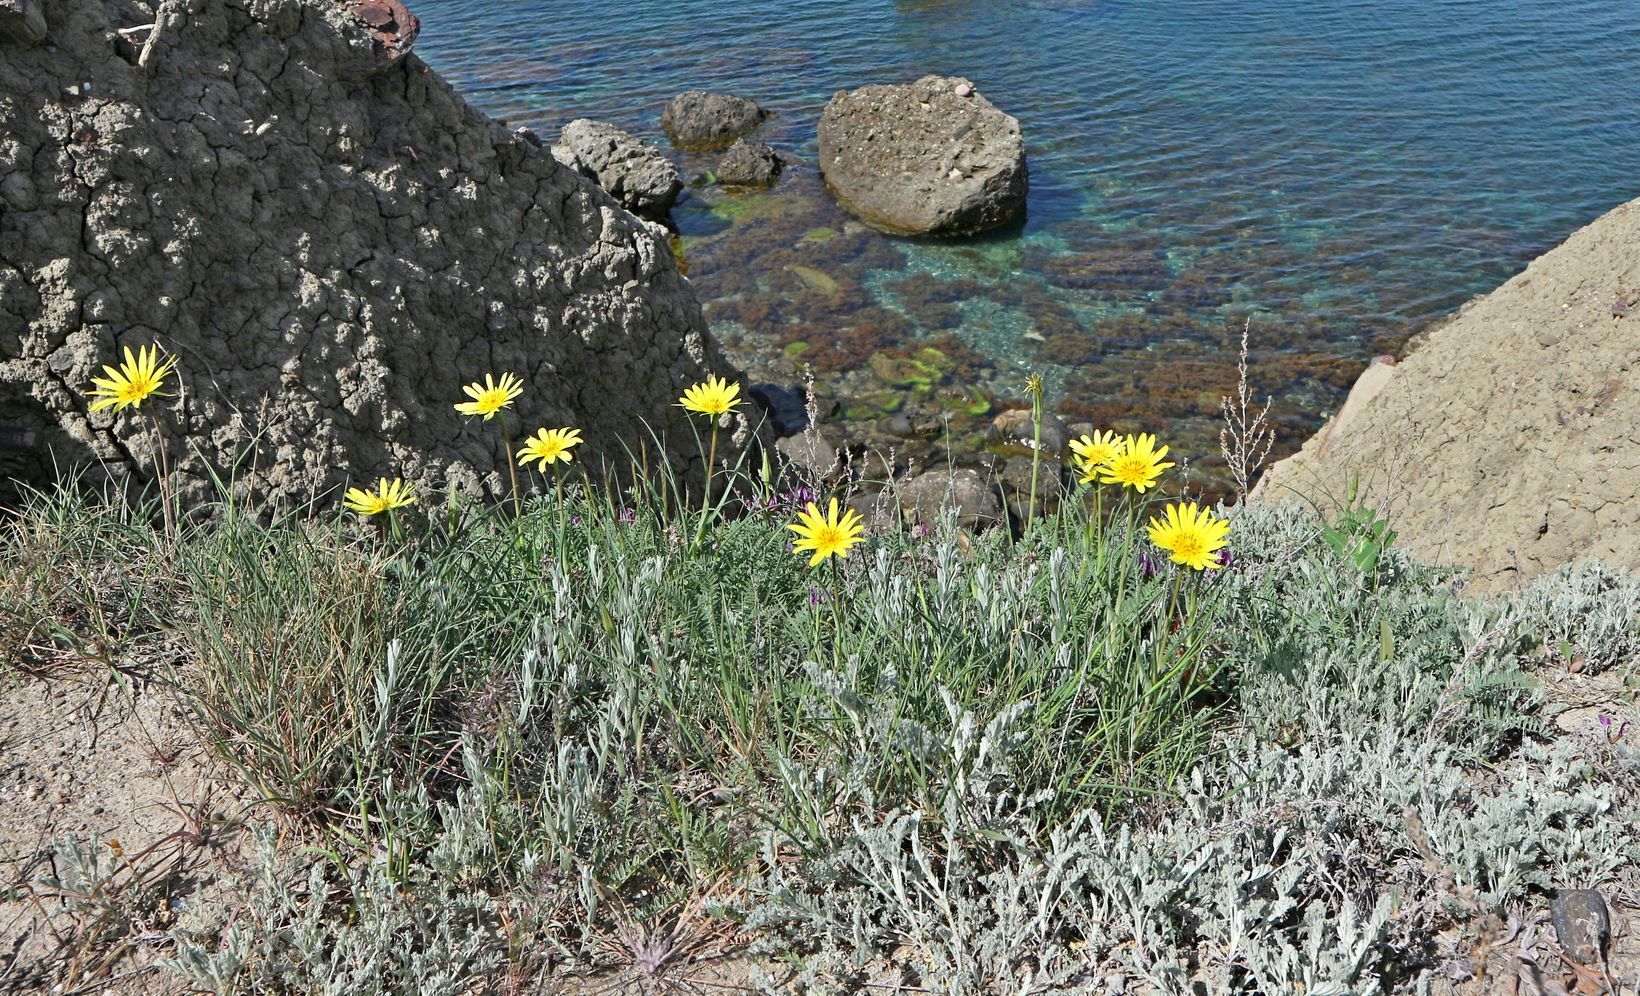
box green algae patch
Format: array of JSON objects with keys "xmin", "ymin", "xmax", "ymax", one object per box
[
  {"xmin": 869, "ymin": 352, "xmax": 937, "ymax": 389},
  {"xmin": 937, "ymin": 385, "xmax": 994, "ymax": 417}
]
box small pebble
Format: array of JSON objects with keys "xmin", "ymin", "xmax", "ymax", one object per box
[
  {"xmin": 954, "ymin": 83, "xmax": 973, "ymax": 97},
  {"xmin": 1551, "ymin": 888, "xmax": 1610, "ymax": 966}
]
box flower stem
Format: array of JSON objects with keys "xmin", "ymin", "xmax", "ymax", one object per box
[
  {"xmin": 499, "ymin": 412, "xmax": 521, "ymax": 518},
  {"xmin": 1026, "ymin": 391, "xmax": 1043, "ymax": 532},
  {"xmin": 553, "ymin": 463, "xmax": 567, "ymax": 554},
  {"xmin": 829, "ymin": 557, "xmax": 843, "ymax": 670},
  {"xmin": 144, "ymin": 407, "xmax": 175, "ymax": 542},
  {"xmin": 693, "ymin": 421, "xmax": 720, "ymax": 554}
]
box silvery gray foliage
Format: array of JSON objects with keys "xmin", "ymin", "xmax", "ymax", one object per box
[
  {"xmin": 166, "ymin": 825, "xmax": 502, "ymax": 995},
  {"xmin": 750, "ymin": 708, "xmax": 1628, "ymax": 992},
  {"xmin": 1511, "ymin": 560, "xmax": 1640, "ymax": 674},
  {"xmin": 745, "ymin": 507, "xmax": 1635, "ymax": 993},
  {"xmin": 156, "ymin": 504, "xmax": 1634, "ymax": 993}
]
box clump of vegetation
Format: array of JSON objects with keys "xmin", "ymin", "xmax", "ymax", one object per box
[{"xmin": 2, "ymin": 344, "xmax": 1635, "ymax": 993}]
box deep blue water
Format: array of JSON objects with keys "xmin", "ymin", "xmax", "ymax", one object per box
[{"xmin": 411, "ymin": 0, "xmax": 1639, "ymax": 475}]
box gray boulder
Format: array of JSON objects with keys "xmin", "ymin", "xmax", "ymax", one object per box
[
  {"xmin": 715, "ymin": 139, "xmax": 782, "ymax": 188},
  {"xmin": 818, "ymin": 75, "xmax": 1027, "ymax": 237},
  {"xmin": 0, "ymin": 0, "xmax": 744, "ymax": 507},
  {"xmin": 776, "ymin": 431, "xmax": 838, "ymax": 480},
  {"xmin": 895, "ymin": 467, "xmax": 1004, "ymax": 531},
  {"xmin": 661, "ymin": 91, "xmax": 768, "ymax": 151},
  {"xmin": 553, "ymin": 119, "xmax": 682, "ymax": 220}
]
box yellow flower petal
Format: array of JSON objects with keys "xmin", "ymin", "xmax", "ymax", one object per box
[
  {"xmin": 454, "ymin": 372, "xmax": 523, "ymax": 420},
  {"xmin": 788, "ymin": 498, "xmax": 865, "ymax": 567},
  {"xmin": 678, "ymin": 376, "xmax": 742, "ymax": 417},
  {"xmin": 85, "ymin": 342, "xmax": 176, "ymax": 413}
]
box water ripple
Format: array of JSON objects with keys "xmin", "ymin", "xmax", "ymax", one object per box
[{"xmin": 412, "ymin": 0, "xmax": 1639, "ymax": 474}]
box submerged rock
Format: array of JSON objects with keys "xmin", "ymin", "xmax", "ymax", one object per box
[
  {"xmin": 1042, "ymin": 249, "xmax": 1168, "ymax": 294},
  {"xmin": 0, "ymin": 0, "xmax": 744, "ymax": 506},
  {"xmin": 715, "ymin": 139, "xmax": 782, "ymax": 188},
  {"xmin": 661, "ymin": 90, "xmax": 769, "ymax": 151},
  {"xmin": 553, "ymin": 119, "xmax": 682, "ymax": 219},
  {"xmin": 748, "ymin": 382, "xmax": 809, "ymax": 435},
  {"xmin": 817, "ymin": 75, "xmax": 1027, "ymax": 237},
  {"xmin": 776, "ymin": 432, "xmax": 838, "ymax": 479},
  {"xmin": 989, "ymin": 408, "xmax": 1071, "ymax": 456}
]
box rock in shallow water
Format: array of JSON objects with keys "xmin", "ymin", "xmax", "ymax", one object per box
[
  {"xmin": 661, "ymin": 90, "xmax": 769, "ymax": 151},
  {"xmin": 748, "ymin": 383, "xmax": 809, "ymax": 435},
  {"xmin": 776, "ymin": 432, "xmax": 838, "ymax": 479},
  {"xmin": 817, "ymin": 75, "xmax": 1027, "ymax": 237},
  {"xmin": 715, "ymin": 139, "xmax": 782, "ymax": 188},
  {"xmin": 990, "ymin": 408, "xmax": 1071, "ymax": 457},
  {"xmin": 553, "ymin": 119, "xmax": 682, "ymax": 219}
]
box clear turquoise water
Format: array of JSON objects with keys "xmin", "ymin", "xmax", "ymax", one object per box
[{"xmin": 412, "ymin": 0, "xmax": 1639, "ymax": 475}]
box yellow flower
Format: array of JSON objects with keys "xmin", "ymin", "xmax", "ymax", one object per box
[
  {"xmin": 87, "ymin": 344, "xmax": 177, "ymax": 412},
  {"xmin": 454, "ymin": 372, "xmax": 523, "ymax": 420},
  {"xmin": 516, "ymin": 426, "xmax": 583, "ymax": 470},
  {"xmin": 678, "ymin": 375, "xmax": 741, "ymax": 417},
  {"xmin": 1146, "ymin": 501, "xmax": 1230, "ymax": 571},
  {"xmin": 787, "ymin": 498, "xmax": 865, "ymax": 567},
  {"xmin": 1023, "ymin": 373, "xmax": 1044, "ymax": 399},
  {"xmin": 1098, "ymin": 433, "xmax": 1175, "ymax": 493},
  {"xmin": 1070, "ymin": 430, "xmax": 1123, "ymax": 484},
  {"xmin": 343, "ymin": 477, "xmax": 417, "ymax": 516}
]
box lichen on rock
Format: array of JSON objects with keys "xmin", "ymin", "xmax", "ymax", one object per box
[{"xmin": 0, "ymin": 0, "xmax": 744, "ymax": 507}]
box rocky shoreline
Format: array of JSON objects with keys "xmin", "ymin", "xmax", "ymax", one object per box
[
  {"xmin": 4, "ymin": 0, "xmax": 1636, "ymax": 587},
  {"xmin": 0, "ymin": 0, "xmax": 747, "ymax": 509},
  {"xmin": 1257, "ymin": 194, "xmax": 1640, "ymax": 590}
]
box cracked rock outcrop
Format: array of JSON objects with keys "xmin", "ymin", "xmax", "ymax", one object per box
[
  {"xmin": 818, "ymin": 75, "xmax": 1027, "ymax": 237},
  {"xmin": 1256, "ymin": 195, "xmax": 1640, "ymax": 592},
  {"xmin": 552, "ymin": 119, "xmax": 681, "ymax": 220},
  {"xmin": 0, "ymin": 0, "xmax": 742, "ymax": 506}
]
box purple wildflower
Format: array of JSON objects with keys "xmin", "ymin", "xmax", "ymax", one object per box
[
  {"xmin": 1138, "ymin": 549, "xmax": 1164, "ymax": 580},
  {"xmin": 617, "ymin": 507, "xmax": 638, "ymax": 525}
]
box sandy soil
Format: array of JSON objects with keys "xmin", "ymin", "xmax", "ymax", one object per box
[{"xmin": 0, "ymin": 668, "xmax": 249, "ymax": 995}]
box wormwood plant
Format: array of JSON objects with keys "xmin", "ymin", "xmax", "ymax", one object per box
[
  {"xmin": 8, "ymin": 345, "xmax": 1637, "ymax": 991},
  {"xmin": 6, "ymin": 480, "xmax": 1636, "ymax": 993}
]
